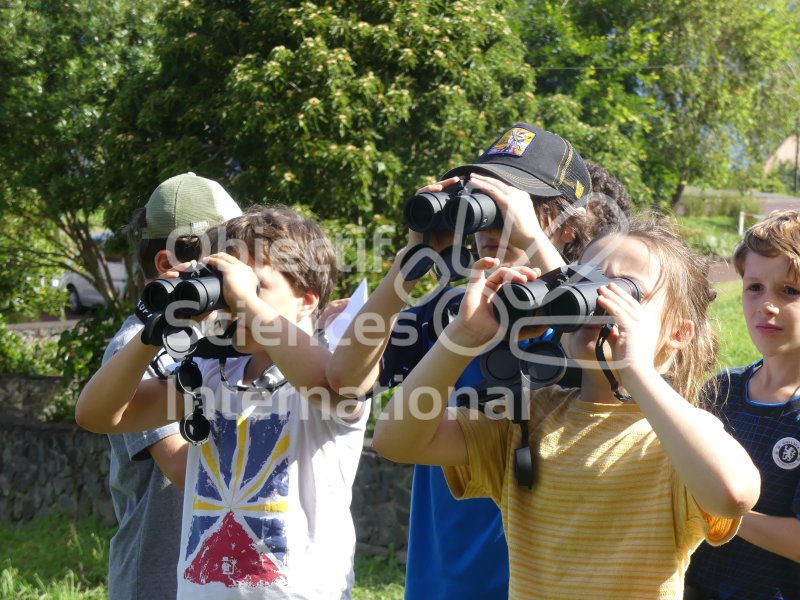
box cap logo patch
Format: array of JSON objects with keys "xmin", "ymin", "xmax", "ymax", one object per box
[{"xmin": 487, "ymin": 128, "xmax": 535, "ymax": 157}]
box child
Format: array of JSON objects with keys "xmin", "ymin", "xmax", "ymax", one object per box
[
  {"xmin": 685, "ymin": 209, "xmax": 800, "ymax": 599},
  {"xmin": 373, "ymin": 216, "xmax": 761, "ymax": 598},
  {"xmin": 327, "ymin": 123, "xmax": 594, "ymax": 600},
  {"xmin": 77, "ymin": 205, "xmax": 368, "ymax": 600},
  {"xmin": 105, "ymin": 172, "xmax": 241, "ymax": 600}
]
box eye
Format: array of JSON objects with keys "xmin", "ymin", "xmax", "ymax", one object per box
[
  {"xmin": 745, "ymin": 283, "xmax": 763, "ymax": 293},
  {"xmin": 784, "ymin": 286, "xmax": 800, "ymax": 296}
]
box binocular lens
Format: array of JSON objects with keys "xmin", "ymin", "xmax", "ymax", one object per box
[
  {"xmin": 493, "ymin": 279, "xmax": 552, "ymax": 323},
  {"xmin": 442, "ymin": 192, "xmax": 499, "ymax": 234},
  {"xmin": 404, "ymin": 192, "xmax": 448, "ymax": 232},
  {"xmin": 174, "ymin": 277, "xmax": 223, "ymax": 315},
  {"xmin": 544, "ymin": 278, "xmax": 640, "ymax": 332},
  {"xmin": 142, "ymin": 278, "xmax": 178, "ymax": 313}
]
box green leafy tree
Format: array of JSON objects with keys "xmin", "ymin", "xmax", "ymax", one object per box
[
  {"xmin": 0, "ymin": 0, "xmax": 163, "ymax": 314},
  {"xmin": 103, "ymin": 0, "xmax": 537, "ymax": 233},
  {"xmin": 519, "ymin": 0, "xmax": 800, "ymax": 206}
]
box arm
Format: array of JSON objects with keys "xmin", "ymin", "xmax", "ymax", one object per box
[
  {"xmin": 737, "ymin": 511, "xmax": 800, "ymax": 563},
  {"xmin": 148, "ymin": 435, "xmax": 189, "ymax": 491},
  {"xmin": 374, "ymin": 259, "xmax": 539, "ymax": 465},
  {"xmin": 598, "ymin": 284, "xmax": 761, "ymax": 518},
  {"xmin": 75, "ymin": 333, "xmax": 183, "ymax": 433},
  {"xmin": 327, "ymin": 178, "xmax": 460, "ymax": 397},
  {"xmin": 468, "ymin": 173, "xmax": 567, "ymax": 272}
]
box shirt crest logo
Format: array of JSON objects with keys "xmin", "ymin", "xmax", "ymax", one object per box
[
  {"xmin": 487, "ymin": 128, "xmax": 535, "ymax": 157},
  {"xmin": 772, "ymin": 437, "xmax": 800, "ymax": 470}
]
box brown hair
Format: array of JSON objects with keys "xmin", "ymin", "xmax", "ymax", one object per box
[
  {"xmin": 123, "ymin": 207, "xmax": 204, "ymax": 280},
  {"xmin": 208, "ymin": 205, "xmax": 337, "ymax": 315},
  {"xmin": 733, "ymin": 209, "xmax": 800, "ymax": 280},
  {"xmin": 534, "ymin": 195, "xmax": 593, "ymax": 262},
  {"xmin": 583, "ymin": 214, "xmax": 718, "ymax": 405},
  {"xmin": 585, "ymin": 160, "xmax": 632, "ymax": 238}
]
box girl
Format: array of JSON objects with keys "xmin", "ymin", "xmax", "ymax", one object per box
[{"xmin": 373, "ymin": 217, "xmax": 761, "ymax": 599}]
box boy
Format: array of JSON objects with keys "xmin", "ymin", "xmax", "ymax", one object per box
[
  {"xmin": 327, "ymin": 123, "xmax": 593, "ymax": 600},
  {"xmin": 77, "ymin": 205, "xmax": 368, "ymax": 599},
  {"xmin": 105, "ymin": 172, "xmax": 241, "ymax": 600},
  {"xmin": 685, "ymin": 209, "xmax": 800, "ymax": 599}
]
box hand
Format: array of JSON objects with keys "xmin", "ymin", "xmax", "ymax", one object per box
[
  {"xmin": 318, "ymin": 298, "xmax": 348, "ymax": 330},
  {"xmin": 445, "ymin": 257, "xmax": 541, "ymax": 352},
  {"xmin": 202, "ymin": 253, "xmax": 259, "ymax": 316},
  {"xmin": 595, "ymin": 283, "xmax": 659, "ymax": 374},
  {"xmin": 468, "ymin": 173, "xmax": 548, "ymax": 258},
  {"xmin": 405, "ymin": 176, "xmax": 461, "ymax": 253}
]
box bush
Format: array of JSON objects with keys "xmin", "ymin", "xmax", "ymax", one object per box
[
  {"xmin": 676, "ymin": 192, "xmax": 762, "ymax": 218},
  {"xmin": 0, "ymin": 317, "xmax": 57, "ymax": 376},
  {"xmin": 50, "ymin": 304, "xmax": 123, "ymax": 421}
]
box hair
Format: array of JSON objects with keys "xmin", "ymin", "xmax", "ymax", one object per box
[
  {"xmin": 534, "ymin": 195, "xmax": 593, "ymax": 262},
  {"xmin": 733, "ymin": 209, "xmax": 800, "ymax": 280},
  {"xmin": 207, "ymin": 204, "xmax": 337, "ymax": 315},
  {"xmin": 585, "ymin": 160, "xmax": 632, "ymax": 238},
  {"xmin": 123, "ymin": 207, "xmax": 204, "ymax": 280},
  {"xmin": 583, "ymin": 214, "xmax": 718, "ymax": 405}
]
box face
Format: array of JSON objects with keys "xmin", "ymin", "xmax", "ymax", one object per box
[
  {"xmin": 565, "ymin": 235, "xmax": 664, "ymax": 362},
  {"xmin": 234, "ymin": 262, "xmax": 310, "ymax": 353},
  {"xmin": 741, "ymin": 252, "xmax": 800, "ymax": 359}
]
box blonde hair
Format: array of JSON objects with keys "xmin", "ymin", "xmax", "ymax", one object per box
[
  {"xmin": 733, "ymin": 209, "xmax": 800, "ymax": 279},
  {"xmin": 583, "ymin": 214, "xmax": 718, "ymax": 405}
]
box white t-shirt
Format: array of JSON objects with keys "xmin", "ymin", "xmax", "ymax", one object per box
[{"xmin": 176, "ymin": 356, "xmax": 369, "ymax": 599}]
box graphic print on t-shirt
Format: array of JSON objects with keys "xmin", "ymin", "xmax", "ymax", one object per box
[{"xmin": 183, "ymin": 411, "xmax": 291, "ymax": 589}]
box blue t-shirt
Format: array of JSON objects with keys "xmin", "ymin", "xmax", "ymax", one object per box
[
  {"xmin": 685, "ymin": 363, "xmax": 800, "ymax": 600},
  {"xmin": 380, "ymin": 287, "xmax": 510, "ymax": 600}
]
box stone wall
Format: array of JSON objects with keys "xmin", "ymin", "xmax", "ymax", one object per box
[{"xmin": 0, "ymin": 375, "xmax": 412, "ymax": 557}]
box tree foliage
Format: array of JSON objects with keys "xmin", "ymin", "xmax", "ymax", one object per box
[
  {"xmin": 520, "ymin": 0, "xmax": 800, "ymax": 206},
  {"xmin": 0, "ymin": 0, "xmax": 163, "ymax": 312},
  {"xmin": 103, "ymin": 0, "xmax": 537, "ymax": 230}
]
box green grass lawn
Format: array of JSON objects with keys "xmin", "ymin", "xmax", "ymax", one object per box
[
  {"xmin": 0, "ymin": 516, "xmax": 404, "ymax": 600},
  {"xmin": 710, "ymin": 279, "xmax": 761, "ymax": 370}
]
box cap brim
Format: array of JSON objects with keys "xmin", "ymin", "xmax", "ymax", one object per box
[{"xmin": 441, "ymin": 164, "xmax": 560, "ymax": 197}]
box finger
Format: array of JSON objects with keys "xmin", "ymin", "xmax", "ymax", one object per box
[
  {"xmin": 414, "ymin": 176, "xmax": 461, "ymax": 195},
  {"xmin": 467, "ymin": 257, "xmax": 500, "ymax": 286}
]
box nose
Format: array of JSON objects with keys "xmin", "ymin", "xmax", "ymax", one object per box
[{"xmin": 760, "ymin": 299, "xmax": 779, "ymax": 315}]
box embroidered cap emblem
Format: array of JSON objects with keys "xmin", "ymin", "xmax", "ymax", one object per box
[
  {"xmin": 772, "ymin": 437, "xmax": 800, "ymax": 470},
  {"xmin": 487, "ymin": 128, "xmax": 535, "ymax": 157}
]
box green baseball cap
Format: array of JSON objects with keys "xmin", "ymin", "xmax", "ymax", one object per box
[{"xmin": 141, "ymin": 172, "xmax": 242, "ymax": 239}]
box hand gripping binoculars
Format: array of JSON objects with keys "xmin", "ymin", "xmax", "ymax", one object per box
[{"xmin": 403, "ymin": 181, "xmax": 501, "ymax": 234}]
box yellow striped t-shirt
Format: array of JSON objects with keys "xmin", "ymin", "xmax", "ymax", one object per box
[{"xmin": 443, "ymin": 386, "xmax": 740, "ymax": 600}]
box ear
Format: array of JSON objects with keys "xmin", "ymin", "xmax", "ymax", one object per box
[
  {"xmin": 665, "ymin": 318, "xmax": 696, "ymax": 351},
  {"xmin": 153, "ymin": 249, "xmax": 175, "ymax": 276},
  {"xmin": 297, "ymin": 290, "xmax": 320, "ymax": 320}
]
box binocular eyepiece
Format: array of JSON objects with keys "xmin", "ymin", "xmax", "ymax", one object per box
[
  {"xmin": 493, "ymin": 264, "xmax": 641, "ymax": 333},
  {"xmin": 404, "ymin": 182, "xmax": 502, "ymax": 234},
  {"xmin": 142, "ymin": 264, "xmax": 226, "ymax": 317}
]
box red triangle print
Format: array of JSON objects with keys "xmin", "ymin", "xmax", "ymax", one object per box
[{"xmin": 184, "ymin": 511, "xmax": 286, "ymax": 588}]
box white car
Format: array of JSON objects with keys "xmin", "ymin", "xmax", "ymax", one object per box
[{"xmin": 63, "ymin": 233, "xmax": 128, "ymax": 313}]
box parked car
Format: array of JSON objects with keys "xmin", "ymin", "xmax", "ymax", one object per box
[{"xmin": 62, "ymin": 233, "xmax": 127, "ymax": 313}]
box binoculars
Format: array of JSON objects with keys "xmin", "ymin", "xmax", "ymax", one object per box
[
  {"xmin": 403, "ymin": 181, "xmax": 501, "ymax": 234},
  {"xmin": 141, "ymin": 263, "xmax": 226, "ymax": 317},
  {"xmin": 493, "ymin": 264, "xmax": 641, "ymax": 333}
]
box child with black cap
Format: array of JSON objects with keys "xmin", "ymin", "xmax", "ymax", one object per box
[{"xmin": 327, "ymin": 123, "xmax": 594, "ymax": 600}]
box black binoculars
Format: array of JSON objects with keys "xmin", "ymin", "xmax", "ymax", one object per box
[
  {"xmin": 142, "ymin": 263, "xmax": 226, "ymax": 317},
  {"xmin": 403, "ymin": 181, "xmax": 502, "ymax": 234},
  {"xmin": 493, "ymin": 264, "xmax": 641, "ymax": 333}
]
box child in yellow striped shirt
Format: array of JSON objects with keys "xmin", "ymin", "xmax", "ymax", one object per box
[{"xmin": 373, "ymin": 217, "xmax": 760, "ymax": 599}]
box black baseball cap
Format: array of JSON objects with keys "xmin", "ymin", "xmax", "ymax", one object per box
[{"xmin": 442, "ymin": 123, "xmax": 591, "ymax": 204}]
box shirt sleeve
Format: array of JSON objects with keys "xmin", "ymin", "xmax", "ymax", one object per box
[{"xmin": 443, "ymin": 407, "xmax": 512, "ymax": 505}]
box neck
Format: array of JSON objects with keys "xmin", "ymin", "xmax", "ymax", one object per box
[
  {"xmin": 243, "ymin": 352, "xmax": 274, "ymax": 385},
  {"xmin": 578, "ymin": 368, "xmax": 622, "ymax": 404},
  {"xmin": 750, "ymin": 356, "xmax": 800, "ymax": 404}
]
